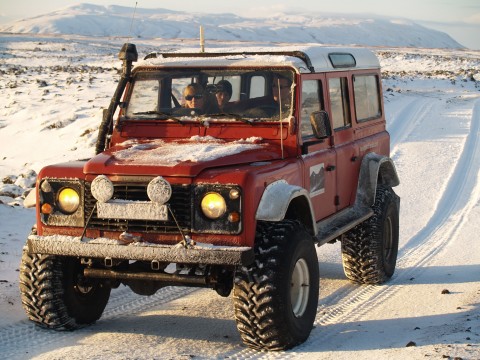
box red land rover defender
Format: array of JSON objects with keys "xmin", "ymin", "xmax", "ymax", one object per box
[{"xmin": 20, "ymin": 43, "xmax": 400, "ymax": 351}]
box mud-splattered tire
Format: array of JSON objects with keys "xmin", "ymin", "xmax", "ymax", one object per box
[
  {"xmin": 233, "ymin": 220, "xmax": 319, "ymax": 351},
  {"xmin": 341, "ymin": 186, "xmax": 399, "ymax": 284},
  {"xmin": 19, "ymin": 250, "xmax": 111, "ymax": 329}
]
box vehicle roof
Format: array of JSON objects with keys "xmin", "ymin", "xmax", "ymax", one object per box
[{"xmin": 138, "ymin": 45, "xmax": 380, "ymax": 74}]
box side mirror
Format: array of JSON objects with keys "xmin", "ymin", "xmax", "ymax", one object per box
[{"xmin": 310, "ymin": 110, "xmax": 332, "ymax": 139}]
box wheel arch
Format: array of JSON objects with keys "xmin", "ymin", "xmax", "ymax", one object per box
[
  {"xmin": 356, "ymin": 152, "xmax": 400, "ymax": 207},
  {"xmin": 255, "ymin": 180, "xmax": 317, "ymax": 236}
]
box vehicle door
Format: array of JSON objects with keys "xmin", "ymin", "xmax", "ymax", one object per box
[
  {"xmin": 299, "ymin": 75, "xmax": 337, "ymax": 221},
  {"xmin": 326, "ymin": 73, "xmax": 360, "ymax": 210}
]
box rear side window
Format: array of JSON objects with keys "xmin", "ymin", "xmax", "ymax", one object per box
[
  {"xmin": 353, "ymin": 75, "xmax": 381, "ymax": 122},
  {"xmin": 328, "ymin": 77, "xmax": 351, "ymax": 130}
]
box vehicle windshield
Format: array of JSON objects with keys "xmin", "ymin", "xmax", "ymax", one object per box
[{"xmin": 124, "ymin": 69, "xmax": 294, "ymax": 122}]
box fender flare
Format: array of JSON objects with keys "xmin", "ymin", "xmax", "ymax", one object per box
[
  {"xmin": 356, "ymin": 152, "xmax": 400, "ymax": 207},
  {"xmin": 255, "ymin": 180, "xmax": 317, "ymax": 235}
]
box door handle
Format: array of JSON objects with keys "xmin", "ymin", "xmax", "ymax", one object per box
[{"xmin": 326, "ymin": 165, "xmax": 336, "ymax": 171}]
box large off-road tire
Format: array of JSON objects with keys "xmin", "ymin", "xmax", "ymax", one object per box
[
  {"xmin": 19, "ymin": 250, "xmax": 111, "ymax": 329},
  {"xmin": 233, "ymin": 220, "xmax": 319, "ymax": 351},
  {"xmin": 341, "ymin": 185, "xmax": 399, "ymax": 284}
]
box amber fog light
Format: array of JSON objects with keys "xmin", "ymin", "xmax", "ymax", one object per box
[
  {"xmin": 228, "ymin": 211, "xmax": 240, "ymax": 223},
  {"xmin": 201, "ymin": 192, "xmax": 226, "ymax": 219},
  {"xmin": 41, "ymin": 203, "xmax": 53, "ymax": 214},
  {"xmin": 57, "ymin": 187, "xmax": 80, "ymax": 214}
]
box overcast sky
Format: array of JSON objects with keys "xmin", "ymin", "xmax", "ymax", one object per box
[{"xmin": 1, "ymin": 0, "xmax": 479, "ymax": 49}]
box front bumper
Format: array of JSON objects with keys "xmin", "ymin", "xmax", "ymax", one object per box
[{"xmin": 27, "ymin": 235, "xmax": 254, "ymax": 266}]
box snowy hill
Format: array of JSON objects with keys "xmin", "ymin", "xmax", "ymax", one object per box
[{"xmin": 0, "ymin": 3, "xmax": 464, "ymax": 49}]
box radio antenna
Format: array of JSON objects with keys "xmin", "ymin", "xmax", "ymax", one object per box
[
  {"xmin": 200, "ymin": 25, "xmax": 205, "ymax": 52},
  {"xmin": 127, "ymin": 1, "xmax": 138, "ymax": 42}
]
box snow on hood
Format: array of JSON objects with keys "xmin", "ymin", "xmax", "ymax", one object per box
[
  {"xmin": 113, "ymin": 136, "xmax": 264, "ymax": 166},
  {"xmin": 84, "ymin": 135, "xmax": 281, "ymax": 177}
]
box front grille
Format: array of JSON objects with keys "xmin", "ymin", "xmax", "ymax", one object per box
[{"xmin": 84, "ymin": 182, "xmax": 192, "ymax": 233}]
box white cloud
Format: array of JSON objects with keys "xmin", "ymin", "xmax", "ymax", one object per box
[{"xmin": 465, "ymin": 12, "xmax": 480, "ymax": 24}]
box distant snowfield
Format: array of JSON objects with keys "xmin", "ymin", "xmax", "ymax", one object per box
[
  {"xmin": 0, "ymin": 3, "xmax": 464, "ymax": 49},
  {"xmin": 0, "ymin": 33, "xmax": 479, "ymax": 359}
]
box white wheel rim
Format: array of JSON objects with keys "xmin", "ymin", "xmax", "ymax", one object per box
[{"xmin": 291, "ymin": 258, "xmax": 310, "ymax": 317}]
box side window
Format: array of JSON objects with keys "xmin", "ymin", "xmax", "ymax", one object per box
[
  {"xmin": 250, "ymin": 75, "xmax": 266, "ymax": 98},
  {"xmin": 328, "ymin": 77, "xmax": 351, "ymax": 130},
  {"xmin": 354, "ymin": 75, "xmax": 381, "ymax": 121},
  {"xmin": 125, "ymin": 79, "xmax": 159, "ymax": 117},
  {"xmin": 301, "ymin": 80, "xmax": 323, "ymax": 139}
]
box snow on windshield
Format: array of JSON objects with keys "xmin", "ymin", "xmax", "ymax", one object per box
[{"xmin": 113, "ymin": 136, "xmax": 264, "ymax": 166}]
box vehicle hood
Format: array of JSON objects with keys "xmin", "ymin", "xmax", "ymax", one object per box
[{"xmin": 84, "ymin": 137, "xmax": 282, "ymax": 177}]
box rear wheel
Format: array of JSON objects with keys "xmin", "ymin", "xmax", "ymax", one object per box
[
  {"xmin": 341, "ymin": 186, "xmax": 399, "ymax": 284},
  {"xmin": 233, "ymin": 220, "xmax": 319, "ymax": 350},
  {"xmin": 19, "ymin": 250, "xmax": 111, "ymax": 329}
]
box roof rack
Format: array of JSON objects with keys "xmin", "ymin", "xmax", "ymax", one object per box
[{"xmin": 144, "ymin": 51, "xmax": 315, "ymax": 72}]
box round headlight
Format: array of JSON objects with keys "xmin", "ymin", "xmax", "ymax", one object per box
[
  {"xmin": 201, "ymin": 192, "xmax": 226, "ymax": 219},
  {"xmin": 57, "ymin": 187, "xmax": 80, "ymax": 214}
]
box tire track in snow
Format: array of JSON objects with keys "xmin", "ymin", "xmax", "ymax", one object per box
[
  {"xmin": 398, "ymin": 97, "xmax": 480, "ymax": 256},
  {"xmin": 387, "ymin": 96, "xmax": 435, "ymax": 153},
  {"xmin": 1, "ymin": 286, "xmax": 196, "ymax": 359}
]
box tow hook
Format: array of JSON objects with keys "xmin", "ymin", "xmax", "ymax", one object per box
[
  {"xmin": 177, "ymin": 234, "xmax": 196, "ymax": 249},
  {"xmin": 119, "ymin": 232, "xmax": 142, "ymax": 244}
]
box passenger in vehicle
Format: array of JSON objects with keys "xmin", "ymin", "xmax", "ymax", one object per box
[
  {"xmin": 215, "ymin": 80, "xmax": 233, "ymax": 112},
  {"xmin": 183, "ymin": 83, "xmax": 219, "ymax": 114},
  {"xmin": 250, "ymin": 74, "xmax": 292, "ymax": 118},
  {"xmin": 272, "ymin": 74, "xmax": 292, "ymax": 113}
]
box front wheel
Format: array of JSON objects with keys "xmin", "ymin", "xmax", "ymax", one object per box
[
  {"xmin": 233, "ymin": 220, "xmax": 319, "ymax": 351},
  {"xmin": 341, "ymin": 185, "xmax": 400, "ymax": 284},
  {"xmin": 19, "ymin": 250, "xmax": 111, "ymax": 329}
]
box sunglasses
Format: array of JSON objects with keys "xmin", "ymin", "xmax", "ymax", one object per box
[{"xmin": 185, "ymin": 94, "xmax": 203, "ymax": 101}]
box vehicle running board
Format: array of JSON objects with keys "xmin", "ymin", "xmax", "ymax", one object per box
[{"xmin": 314, "ymin": 206, "xmax": 373, "ymax": 246}]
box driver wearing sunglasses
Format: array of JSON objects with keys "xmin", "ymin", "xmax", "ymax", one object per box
[
  {"xmin": 183, "ymin": 83, "xmax": 205, "ymax": 109},
  {"xmin": 182, "ymin": 83, "xmax": 219, "ymax": 114}
]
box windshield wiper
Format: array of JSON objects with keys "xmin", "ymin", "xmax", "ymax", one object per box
[
  {"xmin": 132, "ymin": 111, "xmax": 184, "ymax": 124},
  {"xmin": 205, "ymin": 113, "xmax": 255, "ymax": 125}
]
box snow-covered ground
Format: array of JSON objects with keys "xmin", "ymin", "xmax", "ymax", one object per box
[{"xmin": 0, "ymin": 34, "xmax": 479, "ymax": 359}]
